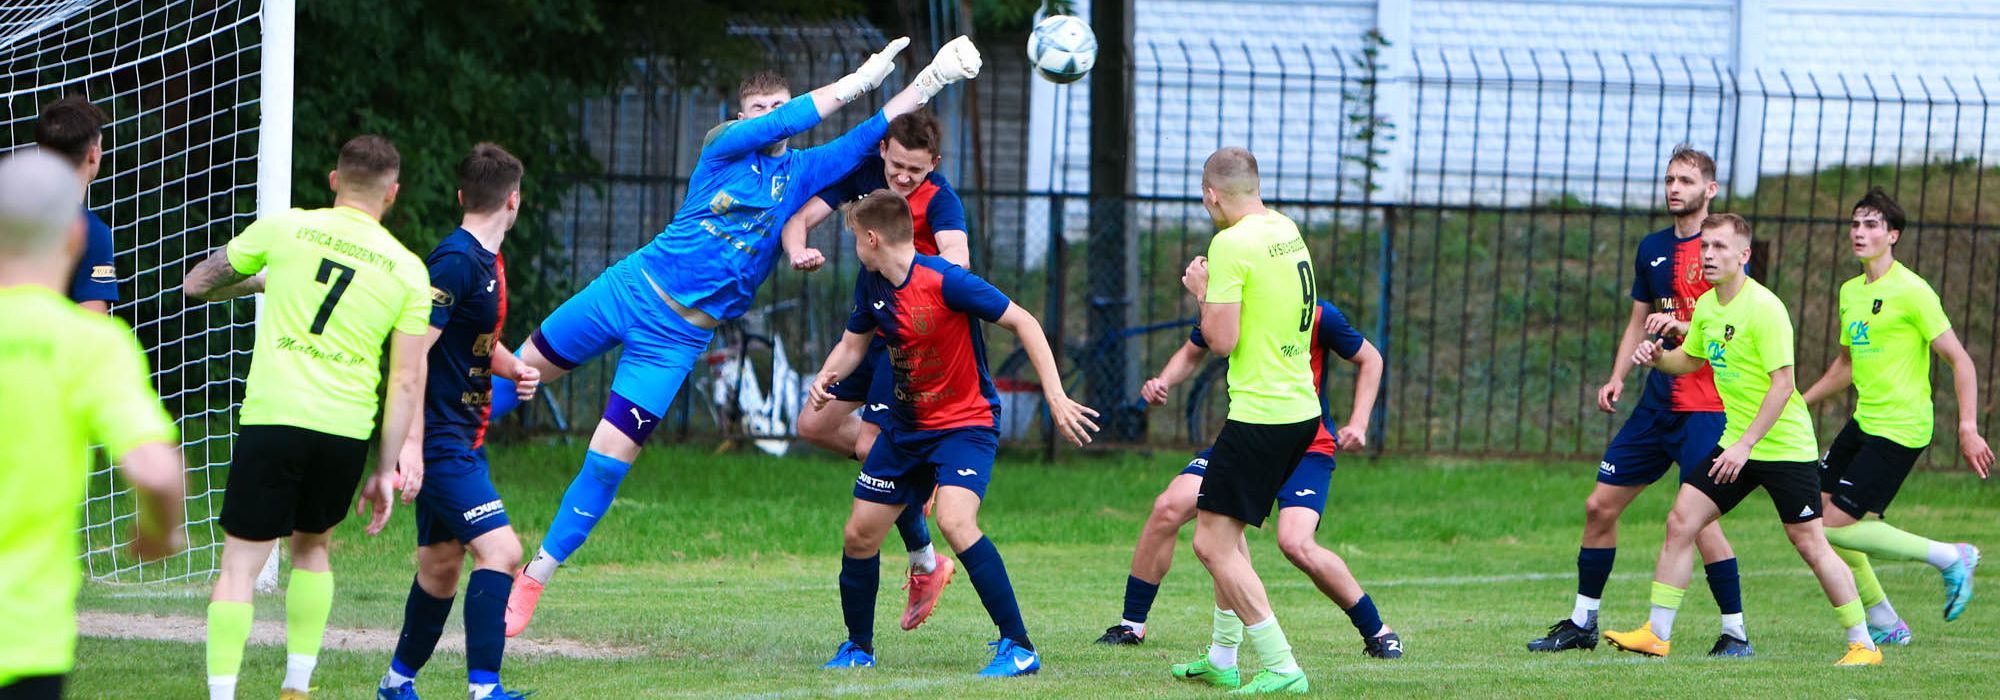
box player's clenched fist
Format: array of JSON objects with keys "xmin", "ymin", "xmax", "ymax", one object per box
[
  {"xmin": 514, "ymin": 363, "xmax": 542, "ymax": 401},
  {"xmin": 1596, "ymin": 379, "xmax": 1623, "ymax": 414},
  {"xmin": 1642, "ymin": 312, "xmax": 1687, "ymax": 339},
  {"xmin": 1182, "ymin": 256, "xmax": 1209, "ymax": 298},
  {"xmin": 791, "ymin": 247, "xmax": 827, "ymax": 272},
  {"xmin": 911, "ymin": 36, "xmax": 982, "ymax": 104},
  {"xmin": 1141, "ymin": 377, "xmax": 1172, "ymax": 405}
]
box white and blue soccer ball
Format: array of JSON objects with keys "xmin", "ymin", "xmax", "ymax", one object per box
[{"xmin": 1027, "ymin": 15, "xmax": 1096, "ymax": 84}]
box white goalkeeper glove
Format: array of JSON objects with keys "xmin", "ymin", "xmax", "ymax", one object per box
[
  {"xmin": 911, "ymin": 35, "xmax": 982, "ymax": 105},
  {"xmin": 834, "ymin": 36, "xmax": 911, "ymax": 104}
]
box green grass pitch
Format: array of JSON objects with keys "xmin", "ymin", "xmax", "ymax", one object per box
[{"xmin": 76, "ymin": 442, "xmax": 1997, "ymax": 697}]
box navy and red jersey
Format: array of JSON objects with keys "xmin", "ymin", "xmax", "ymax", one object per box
[
  {"xmin": 815, "ymin": 156, "xmax": 968, "ymax": 257},
  {"xmin": 423, "ymin": 229, "xmax": 507, "ymax": 450},
  {"xmin": 1629, "ymin": 226, "xmax": 1723, "ymax": 413},
  {"xmin": 846, "ymin": 255, "xmax": 1011, "ymax": 431},
  {"xmin": 1193, "ymin": 299, "xmax": 1367, "ymax": 456}
]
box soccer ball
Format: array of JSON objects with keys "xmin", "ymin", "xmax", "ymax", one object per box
[{"xmin": 1027, "ymin": 15, "xmax": 1096, "ymax": 84}]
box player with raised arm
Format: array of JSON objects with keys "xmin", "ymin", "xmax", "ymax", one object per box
[
  {"xmin": 809, "ymin": 191, "xmax": 1098, "ymax": 676},
  {"xmin": 1604, "ymin": 214, "xmax": 1880, "ymax": 666},
  {"xmin": 0, "ymin": 150, "xmax": 186, "ymax": 700},
  {"xmin": 1098, "ymin": 301, "xmax": 1401, "ymax": 660},
  {"xmin": 183, "ymin": 136, "xmax": 432, "ymax": 700},
  {"xmin": 1528, "ymin": 145, "xmax": 1751, "ymax": 656},
  {"xmin": 33, "ymin": 96, "xmax": 118, "ymax": 313},
  {"xmin": 1799, "ymin": 187, "xmax": 1993, "ymax": 643},
  {"xmin": 1167, "ymin": 147, "xmax": 1320, "ymax": 695},
  {"xmin": 502, "ymin": 36, "xmax": 984, "ymax": 637},
  {"xmin": 788, "ymin": 110, "xmax": 970, "ymax": 632},
  {"xmin": 377, "ymin": 144, "xmax": 540, "ymax": 700}
]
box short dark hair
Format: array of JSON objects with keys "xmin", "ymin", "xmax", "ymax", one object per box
[
  {"xmin": 1203, "ymin": 147, "xmax": 1260, "ymax": 197},
  {"xmin": 844, "ymin": 190, "xmax": 913, "ymax": 243},
  {"xmin": 737, "ymin": 70, "xmax": 791, "ymax": 103},
  {"xmin": 33, "ymin": 96, "xmax": 108, "ymax": 168},
  {"xmin": 1853, "ymin": 186, "xmax": 1906, "ymax": 232},
  {"xmin": 1669, "ymin": 143, "xmax": 1717, "ymax": 182},
  {"xmin": 1703, "ymin": 212, "xmax": 1752, "ymax": 243},
  {"xmin": 458, "ymin": 142, "xmax": 523, "ymax": 214},
  {"xmin": 336, "ymin": 135, "xmax": 400, "ymax": 191},
  {"xmin": 885, "ymin": 111, "xmax": 943, "ymax": 158}
]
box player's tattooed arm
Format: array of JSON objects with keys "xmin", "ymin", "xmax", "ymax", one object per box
[{"xmin": 182, "ymin": 248, "xmax": 265, "ymax": 302}]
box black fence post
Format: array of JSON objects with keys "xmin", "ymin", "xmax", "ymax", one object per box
[{"xmin": 1087, "ymin": 0, "xmax": 1141, "ymax": 441}]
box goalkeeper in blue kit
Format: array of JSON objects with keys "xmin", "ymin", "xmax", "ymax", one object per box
[{"xmin": 501, "ymin": 36, "xmax": 986, "ymax": 637}]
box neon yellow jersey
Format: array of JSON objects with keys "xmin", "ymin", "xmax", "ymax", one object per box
[
  {"xmin": 0, "ymin": 287, "xmax": 175, "ymax": 685},
  {"xmin": 227, "ymin": 207, "xmax": 429, "ymax": 439},
  {"xmin": 1840, "ymin": 262, "xmax": 1951, "ymax": 448},
  {"xmin": 1683, "ymin": 279, "xmax": 1818, "ymax": 462},
  {"xmin": 1205, "ymin": 210, "xmax": 1320, "ymax": 424}
]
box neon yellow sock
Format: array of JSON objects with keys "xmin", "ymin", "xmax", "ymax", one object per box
[
  {"xmin": 1834, "ymin": 546, "xmax": 1886, "ymax": 607},
  {"xmin": 1244, "ymin": 616, "xmax": 1300, "ymax": 675},
  {"xmin": 286, "ymin": 569, "xmax": 334, "ymax": 657},
  {"xmin": 1826, "ymin": 521, "xmax": 1936, "ymax": 563},
  {"xmin": 206, "ymin": 601, "xmax": 254, "ymax": 677},
  {"xmin": 1834, "ymin": 599, "xmax": 1866, "ymax": 629},
  {"xmin": 1649, "ymin": 581, "xmax": 1686, "ymax": 609}
]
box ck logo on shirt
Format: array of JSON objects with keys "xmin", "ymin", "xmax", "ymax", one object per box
[
  {"xmin": 1706, "ymin": 340, "xmax": 1728, "ymax": 368},
  {"xmin": 1848, "ymin": 320, "xmax": 1871, "ymax": 347}
]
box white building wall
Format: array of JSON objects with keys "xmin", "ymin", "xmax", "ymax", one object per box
[{"xmin": 1028, "ymin": 0, "xmax": 2000, "ymax": 211}]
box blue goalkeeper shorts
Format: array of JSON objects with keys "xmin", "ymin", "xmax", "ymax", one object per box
[{"xmin": 529, "ymin": 258, "xmax": 714, "ymax": 421}]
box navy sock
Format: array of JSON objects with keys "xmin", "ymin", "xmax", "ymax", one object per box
[
  {"xmin": 895, "ymin": 505, "xmax": 933, "ymax": 553},
  {"xmin": 1344, "ymin": 593, "xmax": 1386, "ymax": 639},
  {"xmin": 464, "ymin": 569, "xmax": 510, "ymax": 686},
  {"xmin": 839, "ymin": 554, "xmax": 880, "ymax": 650},
  {"xmin": 1577, "ymin": 547, "xmax": 1616, "ymax": 599},
  {"xmin": 1122, "ymin": 575, "xmax": 1161, "ymax": 624},
  {"xmin": 958, "ymin": 536, "xmax": 1031, "ymax": 650},
  {"xmin": 1705, "ymin": 558, "xmax": 1743, "ymax": 616},
  {"xmin": 391, "ymin": 577, "xmax": 454, "ymax": 676}
]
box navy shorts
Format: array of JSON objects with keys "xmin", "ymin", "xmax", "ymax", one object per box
[
  {"xmin": 854, "ymin": 426, "xmax": 1000, "ymax": 506},
  {"xmin": 828, "ymin": 342, "xmax": 892, "ymax": 427},
  {"xmin": 1182, "ymin": 448, "xmax": 1336, "ymax": 513},
  {"xmin": 414, "ymin": 447, "xmax": 510, "ymax": 546},
  {"xmin": 1597, "ymin": 407, "xmax": 1726, "ymax": 486}
]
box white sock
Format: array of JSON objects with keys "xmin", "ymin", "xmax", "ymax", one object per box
[
  {"xmin": 525, "ymin": 548, "xmax": 562, "ymax": 582},
  {"xmin": 382, "ymin": 667, "xmax": 416, "ymax": 689},
  {"xmin": 282, "ymin": 653, "xmax": 317, "ymax": 691},
  {"xmin": 1719, "ymin": 612, "xmax": 1745, "ymax": 641},
  {"xmin": 208, "ymin": 675, "xmax": 237, "ymax": 700},
  {"xmin": 1926, "ymin": 542, "xmax": 1962, "ymax": 570},
  {"xmin": 909, "ymin": 544, "xmax": 937, "ymax": 574},
  {"xmin": 1648, "ymin": 604, "xmax": 1678, "ymax": 642},
  {"xmin": 1120, "ymin": 619, "xmax": 1146, "ymax": 636},
  {"xmin": 1866, "ymin": 600, "xmax": 1901, "ymax": 629},
  {"xmin": 470, "ymin": 682, "xmax": 498, "ymax": 699},
  {"xmin": 1846, "ymin": 622, "xmax": 1875, "ymax": 649},
  {"xmin": 1571, "ymin": 594, "xmax": 1601, "ymax": 628},
  {"xmin": 1207, "ymin": 642, "xmax": 1238, "ymax": 670}
]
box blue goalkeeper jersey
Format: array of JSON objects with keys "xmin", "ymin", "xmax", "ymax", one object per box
[{"xmin": 633, "ymin": 95, "xmax": 887, "ymax": 321}]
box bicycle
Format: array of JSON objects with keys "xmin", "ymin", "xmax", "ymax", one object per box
[{"xmin": 992, "ymin": 314, "xmax": 1231, "ymax": 445}]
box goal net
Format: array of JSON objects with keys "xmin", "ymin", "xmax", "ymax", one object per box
[{"xmin": 1, "ymin": 0, "xmax": 290, "ymax": 583}]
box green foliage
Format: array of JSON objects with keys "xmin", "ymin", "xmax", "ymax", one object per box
[{"xmin": 291, "ymin": 0, "xmax": 857, "ymax": 329}]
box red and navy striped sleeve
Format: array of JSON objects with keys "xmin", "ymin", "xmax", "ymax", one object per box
[{"xmin": 937, "ymin": 262, "xmax": 1010, "ymax": 322}]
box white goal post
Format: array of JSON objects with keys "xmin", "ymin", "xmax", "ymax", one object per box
[{"xmin": 1, "ymin": 0, "xmax": 291, "ymax": 583}]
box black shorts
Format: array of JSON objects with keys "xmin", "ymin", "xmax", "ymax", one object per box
[
  {"xmin": 1687, "ymin": 446, "xmax": 1823, "ymax": 524},
  {"xmin": 219, "ymin": 424, "xmax": 369, "ymax": 540},
  {"xmin": 1819, "ymin": 419, "xmax": 1927, "ymax": 519},
  {"xmin": 1195, "ymin": 417, "xmax": 1320, "ymax": 528},
  {"xmin": 0, "ymin": 675, "xmax": 63, "ymax": 700}
]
